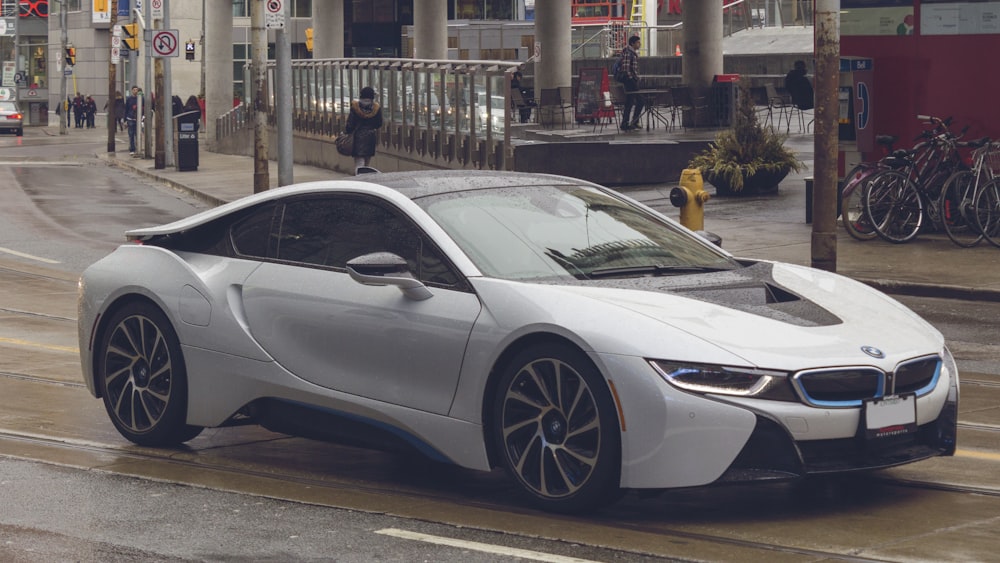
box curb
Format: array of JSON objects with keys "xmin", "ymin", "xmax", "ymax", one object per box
[
  {"xmin": 858, "ymin": 278, "xmax": 1000, "ymax": 303},
  {"xmin": 101, "ymin": 154, "xmax": 228, "ymax": 208}
]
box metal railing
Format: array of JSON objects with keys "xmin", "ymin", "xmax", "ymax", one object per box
[{"xmin": 218, "ymin": 58, "xmax": 524, "ymax": 171}]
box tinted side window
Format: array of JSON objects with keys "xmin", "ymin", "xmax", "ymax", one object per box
[
  {"xmin": 277, "ymin": 197, "xmax": 460, "ymax": 287},
  {"xmin": 231, "ymin": 202, "xmax": 277, "ymax": 258}
]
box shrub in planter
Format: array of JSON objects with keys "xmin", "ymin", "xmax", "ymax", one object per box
[{"xmin": 690, "ymin": 83, "xmax": 804, "ymax": 195}]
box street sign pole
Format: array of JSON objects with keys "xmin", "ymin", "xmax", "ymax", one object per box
[
  {"xmin": 59, "ymin": 1, "xmax": 68, "ymax": 135},
  {"xmin": 108, "ymin": 0, "xmax": 118, "ymax": 153}
]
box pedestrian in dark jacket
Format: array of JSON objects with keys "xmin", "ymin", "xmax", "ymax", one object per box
[
  {"xmin": 114, "ymin": 92, "xmax": 126, "ymax": 131},
  {"xmin": 72, "ymin": 93, "xmax": 84, "ymax": 128},
  {"xmin": 619, "ymin": 35, "xmax": 643, "ymax": 131},
  {"xmin": 85, "ymin": 95, "xmax": 97, "ymax": 128},
  {"xmin": 344, "ymin": 86, "xmax": 383, "ymax": 174}
]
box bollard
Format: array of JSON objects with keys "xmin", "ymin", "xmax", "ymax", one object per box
[{"xmin": 669, "ymin": 168, "xmax": 711, "ymax": 231}]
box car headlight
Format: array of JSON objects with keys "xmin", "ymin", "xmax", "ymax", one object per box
[{"xmin": 650, "ymin": 360, "xmax": 798, "ymax": 401}]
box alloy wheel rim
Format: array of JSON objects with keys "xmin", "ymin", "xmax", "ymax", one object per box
[
  {"xmin": 103, "ymin": 315, "xmax": 173, "ymax": 433},
  {"xmin": 501, "ymin": 358, "xmax": 601, "ymax": 499}
]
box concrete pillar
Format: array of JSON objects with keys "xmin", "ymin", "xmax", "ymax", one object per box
[
  {"xmin": 414, "ymin": 0, "xmax": 448, "ymax": 60},
  {"xmin": 682, "ymin": 0, "xmax": 724, "ymax": 89},
  {"xmin": 205, "ymin": 0, "xmax": 234, "ymax": 151},
  {"xmin": 313, "ymin": 0, "xmax": 345, "ymax": 59},
  {"xmin": 534, "ymin": 0, "xmax": 572, "ymax": 126}
]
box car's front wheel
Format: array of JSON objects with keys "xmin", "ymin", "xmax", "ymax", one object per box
[
  {"xmin": 96, "ymin": 301, "xmax": 202, "ymax": 446},
  {"xmin": 492, "ymin": 343, "xmax": 621, "ymax": 513}
]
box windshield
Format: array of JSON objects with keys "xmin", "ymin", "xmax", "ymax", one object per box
[{"xmin": 417, "ymin": 183, "xmax": 739, "ymax": 281}]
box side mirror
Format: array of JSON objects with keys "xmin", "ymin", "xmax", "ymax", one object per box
[{"xmin": 346, "ymin": 252, "xmax": 432, "ymax": 301}]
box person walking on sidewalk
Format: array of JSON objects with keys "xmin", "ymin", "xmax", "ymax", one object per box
[
  {"xmin": 618, "ymin": 35, "xmax": 644, "ymax": 131},
  {"xmin": 85, "ymin": 95, "xmax": 97, "ymax": 128},
  {"xmin": 344, "ymin": 86, "xmax": 383, "ymax": 174},
  {"xmin": 125, "ymin": 87, "xmax": 139, "ymax": 155}
]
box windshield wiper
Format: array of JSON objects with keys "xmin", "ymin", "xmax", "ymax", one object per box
[{"xmin": 587, "ymin": 264, "xmax": 733, "ymax": 279}]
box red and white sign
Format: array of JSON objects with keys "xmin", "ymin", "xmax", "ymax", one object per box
[
  {"xmin": 152, "ymin": 29, "xmax": 180, "ymax": 58},
  {"xmin": 265, "ymin": 0, "xmax": 285, "ymax": 29}
]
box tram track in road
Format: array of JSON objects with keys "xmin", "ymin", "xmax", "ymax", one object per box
[
  {"xmin": 1, "ymin": 421, "xmax": 999, "ymax": 563},
  {"xmin": 0, "ymin": 429, "xmax": 916, "ymax": 563}
]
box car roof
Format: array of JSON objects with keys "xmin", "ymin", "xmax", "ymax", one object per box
[
  {"xmin": 125, "ymin": 171, "xmax": 597, "ymax": 240},
  {"xmin": 352, "ymin": 170, "xmax": 597, "ymax": 198}
]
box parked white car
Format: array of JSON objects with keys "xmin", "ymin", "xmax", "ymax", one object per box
[{"xmin": 78, "ymin": 171, "xmax": 959, "ymax": 512}]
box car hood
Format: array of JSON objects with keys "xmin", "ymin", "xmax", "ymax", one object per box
[{"xmin": 476, "ymin": 261, "xmax": 942, "ymax": 371}]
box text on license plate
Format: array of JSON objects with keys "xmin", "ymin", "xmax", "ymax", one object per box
[{"xmin": 864, "ymin": 394, "xmax": 917, "ymax": 439}]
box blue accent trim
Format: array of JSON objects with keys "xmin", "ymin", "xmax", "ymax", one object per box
[
  {"xmin": 273, "ymin": 398, "xmax": 455, "ymax": 464},
  {"xmin": 910, "ymin": 360, "xmax": 942, "ymax": 397},
  {"xmin": 795, "ymin": 358, "xmax": 941, "ymax": 408}
]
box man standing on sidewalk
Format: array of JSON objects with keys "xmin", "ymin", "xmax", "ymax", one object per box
[
  {"xmin": 619, "ymin": 35, "xmax": 643, "ymax": 131},
  {"xmin": 125, "ymin": 86, "xmax": 139, "ymax": 155}
]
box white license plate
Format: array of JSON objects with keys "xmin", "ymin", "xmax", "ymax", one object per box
[{"xmin": 864, "ymin": 394, "xmax": 917, "ymax": 439}]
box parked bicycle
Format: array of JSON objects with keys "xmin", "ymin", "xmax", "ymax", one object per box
[
  {"xmin": 862, "ymin": 116, "xmax": 967, "ymax": 244},
  {"xmin": 938, "ymin": 137, "xmax": 996, "ymax": 247},
  {"xmin": 973, "ymin": 175, "xmax": 1000, "ymax": 249},
  {"xmin": 840, "ymin": 134, "xmax": 899, "ymax": 241}
]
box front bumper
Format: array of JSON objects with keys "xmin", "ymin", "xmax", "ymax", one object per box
[{"xmin": 716, "ymin": 368, "xmax": 959, "ymax": 483}]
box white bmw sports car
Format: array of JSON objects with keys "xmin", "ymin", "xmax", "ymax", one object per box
[{"xmin": 78, "ymin": 171, "xmax": 958, "ymax": 512}]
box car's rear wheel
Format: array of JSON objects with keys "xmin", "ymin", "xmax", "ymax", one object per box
[
  {"xmin": 492, "ymin": 343, "xmax": 621, "ymax": 513},
  {"xmin": 97, "ymin": 301, "xmax": 202, "ymax": 446}
]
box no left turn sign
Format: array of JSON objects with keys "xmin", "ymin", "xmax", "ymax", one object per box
[{"xmin": 152, "ymin": 30, "xmax": 180, "ymax": 58}]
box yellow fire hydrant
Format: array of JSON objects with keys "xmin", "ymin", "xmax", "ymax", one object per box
[{"xmin": 669, "ymin": 169, "xmax": 711, "ymax": 231}]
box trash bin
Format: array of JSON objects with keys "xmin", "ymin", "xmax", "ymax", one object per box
[
  {"xmin": 711, "ymin": 74, "xmax": 740, "ymax": 127},
  {"xmin": 176, "ymin": 116, "xmax": 199, "ymax": 171}
]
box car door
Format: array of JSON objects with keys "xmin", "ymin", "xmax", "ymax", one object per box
[{"xmin": 239, "ymin": 194, "xmax": 482, "ymax": 415}]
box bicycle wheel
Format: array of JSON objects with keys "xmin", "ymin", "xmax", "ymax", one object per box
[
  {"xmin": 863, "ymin": 170, "xmax": 924, "ymax": 244},
  {"xmin": 973, "ymin": 177, "xmax": 1000, "ymax": 249},
  {"xmin": 840, "ymin": 164, "xmax": 879, "ymax": 241},
  {"xmin": 939, "ymin": 170, "xmax": 984, "ymax": 247}
]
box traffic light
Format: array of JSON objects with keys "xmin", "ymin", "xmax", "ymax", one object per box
[
  {"xmin": 122, "ymin": 23, "xmax": 140, "ymax": 51},
  {"xmin": 185, "ymin": 40, "xmax": 196, "ymax": 61},
  {"xmin": 64, "ymin": 46, "xmax": 76, "ymax": 66},
  {"xmin": 305, "ymin": 28, "xmax": 313, "ymax": 52}
]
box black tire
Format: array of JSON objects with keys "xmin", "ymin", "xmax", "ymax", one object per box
[
  {"xmin": 974, "ymin": 177, "xmax": 1000, "ymax": 249},
  {"xmin": 16, "ymin": 128, "xmax": 23, "ymax": 136},
  {"xmin": 492, "ymin": 343, "xmax": 621, "ymax": 513},
  {"xmin": 840, "ymin": 164, "xmax": 878, "ymax": 241},
  {"xmin": 96, "ymin": 301, "xmax": 202, "ymax": 446},
  {"xmin": 939, "ymin": 171, "xmax": 984, "ymax": 247},
  {"xmin": 863, "ymin": 170, "xmax": 924, "ymax": 244}
]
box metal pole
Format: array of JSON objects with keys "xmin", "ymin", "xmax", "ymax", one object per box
[
  {"xmin": 107, "ymin": 0, "xmax": 118, "ymax": 153},
  {"xmin": 59, "ymin": 1, "xmax": 67, "ymax": 135},
  {"xmin": 143, "ymin": 0, "xmax": 152, "ymax": 159},
  {"xmin": 276, "ymin": 0, "xmax": 292, "ymax": 187},
  {"xmin": 251, "ymin": 0, "xmax": 269, "ymax": 193},
  {"xmin": 811, "ymin": 0, "xmax": 840, "ymax": 272},
  {"xmin": 163, "ymin": 0, "xmax": 174, "ymax": 168}
]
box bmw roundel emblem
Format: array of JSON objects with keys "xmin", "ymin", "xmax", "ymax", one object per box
[{"xmin": 861, "ymin": 346, "xmax": 885, "ymax": 359}]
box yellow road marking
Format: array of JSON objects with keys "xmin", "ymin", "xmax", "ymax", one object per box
[
  {"xmin": 955, "ymin": 449, "xmax": 1000, "ymax": 462},
  {"xmin": 0, "ymin": 336, "xmax": 78, "ymax": 354}
]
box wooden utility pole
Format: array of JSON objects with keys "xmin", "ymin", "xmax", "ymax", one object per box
[
  {"xmin": 812, "ymin": 0, "xmax": 840, "ymax": 272},
  {"xmin": 251, "ymin": 0, "xmax": 269, "ymax": 193}
]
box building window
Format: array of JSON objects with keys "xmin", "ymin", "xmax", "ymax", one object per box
[{"xmin": 292, "ymin": 0, "xmax": 311, "ymax": 18}]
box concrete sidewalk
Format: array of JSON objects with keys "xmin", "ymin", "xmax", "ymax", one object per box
[{"xmin": 96, "ymin": 129, "xmax": 1000, "ymax": 302}]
